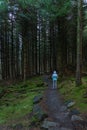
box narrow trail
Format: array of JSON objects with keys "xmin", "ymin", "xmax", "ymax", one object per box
[
  {"xmin": 43, "ymin": 75, "xmax": 73, "ymax": 130},
  {"xmin": 0, "ymin": 76, "xmax": 87, "ymax": 130}
]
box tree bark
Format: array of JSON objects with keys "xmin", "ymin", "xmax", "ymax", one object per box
[{"xmin": 76, "ymin": 0, "xmax": 82, "ymax": 86}]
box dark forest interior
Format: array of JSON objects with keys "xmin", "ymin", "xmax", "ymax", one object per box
[{"xmin": 0, "ymin": 0, "xmax": 87, "ymax": 129}]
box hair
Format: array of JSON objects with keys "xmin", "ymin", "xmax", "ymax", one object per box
[{"xmin": 53, "ymin": 71, "xmax": 56, "ymax": 74}]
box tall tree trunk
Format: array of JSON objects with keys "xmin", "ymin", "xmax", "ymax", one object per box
[
  {"xmin": 22, "ymin": 18, "xmax": 30, "ymax": 80},
  {"xmin": 38, "ymin": 14, "xmax": 41, "ymax": 74},
  {"xmin": 35, "ymin": 23, "xmax": 38, "ymax": 75},
  {"xmin": 11, "ymin": 18, "xmax": 15, "ymax": 79},
  {"xmin": 76, "ymin": 0, "xmax": 82, "ymax": 86}
]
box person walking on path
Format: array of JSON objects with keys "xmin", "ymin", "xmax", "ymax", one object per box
[{"xmin": 52, "ymin": 71, "xmax": 58, "ymax": 89}]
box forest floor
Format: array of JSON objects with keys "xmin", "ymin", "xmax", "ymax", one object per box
[
  {"xmin": 0, "ymin": 76, "xmax": 45, "ymax": 130},
  {"xmin": 41, "ymin": 75, "xmax": 87, "ymax": 130},
  {"xmin": 0, "ymin": 75, "xmax": 87, "ymax": 130},
  {"xmin": 41, "ymin": 75, "xmax": 73, "ymax": 130}
]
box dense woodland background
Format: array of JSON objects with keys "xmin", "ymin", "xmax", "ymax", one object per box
[{"xmin": 0, "ymin": 0, "xmax": 87, "ymax": 86}]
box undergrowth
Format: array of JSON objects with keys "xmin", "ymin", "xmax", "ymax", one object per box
[
  {"xmin": 58, "ymin": 76, "xmax": 87, "ymax": 113},
  {"xmin": 0, "ymin": 76, "xmax": 45, "ymax": 124}
]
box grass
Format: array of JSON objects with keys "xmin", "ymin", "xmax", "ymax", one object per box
[
  {"xmin": 58, "ymin": 76, "xmax": 87, "ymax": 113},
  {"xmin": 0, "ymin": 76, "xmax": 45, "ymax": 124}
]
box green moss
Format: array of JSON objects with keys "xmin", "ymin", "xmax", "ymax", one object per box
[
  {"xmin": 0, "ymin": 76, "xmax": 44, "ymax": 124},
  {"xmin": 30, "ymin": 115, "xmax": 40, "ymax": 125},
  {"xmin": 58, "ymin": 77, "xmax": 87, "ymax": 113}
]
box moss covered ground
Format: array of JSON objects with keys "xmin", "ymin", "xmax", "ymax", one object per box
[
  {"xmin": 0, "ymin": 76, "xmax": 45, "ymax": 124},
  {"xmin": 58, "ymin": 76, "xmax": 87, "ymax": 113},
  {"xmin": 0, "ymin": 75, "xmax": 87, "ymax": 127}
]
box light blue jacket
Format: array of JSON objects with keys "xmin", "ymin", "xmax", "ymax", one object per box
[{"xmin": 52, "ymin": 71, "xmax": 58, "ymax": 81}]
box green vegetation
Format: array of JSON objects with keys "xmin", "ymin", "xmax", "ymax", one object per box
[
  {"xmin": 0, "ymin": 76, "xmax": 45, "ymax": 124},
  {"xmin": 58, "ymin": 76, "xmax": 87, "ymax": 113}
]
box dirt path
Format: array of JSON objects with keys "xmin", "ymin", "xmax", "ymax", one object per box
[
  {"xmin": 43, "ymin": 75, "xmax": 73, "ymax": 130},
  {"xmin": 0, "ymin": 76, "xmax": 87, "ymax": 130}
]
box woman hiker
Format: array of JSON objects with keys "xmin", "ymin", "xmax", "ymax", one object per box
[{"xmin": 52, "ymin": 71, "xmax": 58, "ymax": 89}]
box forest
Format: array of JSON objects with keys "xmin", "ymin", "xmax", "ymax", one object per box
[
  {"xmin": 0, "ymin": 0, "xmax": 87, "ymax": 85},
  {"xmin": 0, "ymin": 0, "xmax": 87, "ymax": 130}
]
